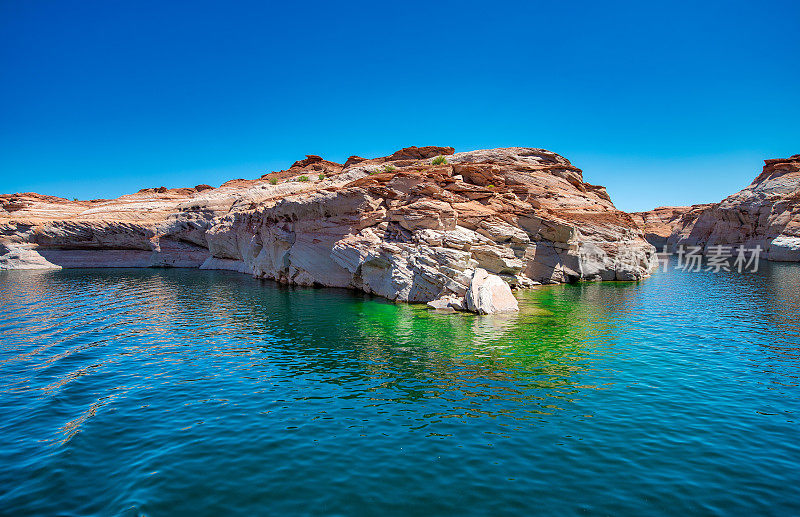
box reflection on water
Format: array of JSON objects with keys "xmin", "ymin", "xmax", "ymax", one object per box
[{"xmin": 0, "ymin": 263, "xmax": 799, "ymax": 515}]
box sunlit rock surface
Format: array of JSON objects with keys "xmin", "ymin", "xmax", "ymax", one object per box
[
  {"xmin": 633, "ymin": 155, "xmax": 800, "ymax": 261},
  {"xmin": 0, "ymin": 146, "xmax": 657, "ymax": 313}
]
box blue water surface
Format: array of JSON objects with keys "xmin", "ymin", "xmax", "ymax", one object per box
[{"xmin": 0, "ymin": 262, "xmax": 798, "ymax": 516}]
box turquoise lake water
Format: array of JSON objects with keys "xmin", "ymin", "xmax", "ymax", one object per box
[{"xmin": 0, "ymin": 262, "xmax": 798, "ymax": 516}]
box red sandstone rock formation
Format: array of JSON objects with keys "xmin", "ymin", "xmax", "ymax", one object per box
[
  {"xmin": 633, "ymin": 155, "xmax": 800, "ymax": 260},
  {"xmin": 0, "ymin": 146, "xmax": 657, "ymax": 312},
  {"xmin": 630, "ymin": 205, "xmax": 713, "ymax": 248}
]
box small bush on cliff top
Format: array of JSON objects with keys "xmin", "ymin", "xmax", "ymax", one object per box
[
  {"xmin": 298, "ymin": 175, "xmax": 309, "ymax": 182},
  {"xmin": 318, "ymin": 173, "xmax": 325, "ymax": 180},
  {"xmin": 269, "ymin": 178, "xmax": 278, "ymax": 185},
  {"xmin": 383, "ymin": 165, "xmax": 397, "ymax": 173},
  {"xmin": 431, "ymin": 156, "xmax": 447, "ymax": 165}
]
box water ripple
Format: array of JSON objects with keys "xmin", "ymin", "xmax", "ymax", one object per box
[{"xmin": 0, "ymin": 264, "xmax": 799, "ymax": 515}]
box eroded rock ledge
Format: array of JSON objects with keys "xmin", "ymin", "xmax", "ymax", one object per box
[
  {"xmin": 633, "ymin": 155, "xmax": 800, "ymax": 261},
  {"xmin": 0, "ymin": 146, "xmax": 657, "ymax": 313}
]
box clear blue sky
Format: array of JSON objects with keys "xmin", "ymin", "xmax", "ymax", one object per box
[{"xmin": 1, "ymin": 0, "xmax": 798, "ymax": 212}]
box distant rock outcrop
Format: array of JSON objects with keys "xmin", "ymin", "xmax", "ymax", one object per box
[
  {"xmin": 0, "ymin": 146, "xmax": 657, "ymax": 313},
  {"xmin": 633, "ymin": 155, "xmax": 800, "ymax": 261},
  {"xmin": 631, "ymin": 205, "xmax": 713, "ymax": 249}
]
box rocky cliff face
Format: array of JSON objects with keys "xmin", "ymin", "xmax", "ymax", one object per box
[
  {"xmin": 633, "ymin": 155, "xmax": 800, "ymax": 260},
  {"xmin": 630, "ymin": 205, "xmax": 713, "ymax": 249},
  {"xmin": 0, "ymin": 146, "xmax": 657, "ymax": 312}
]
